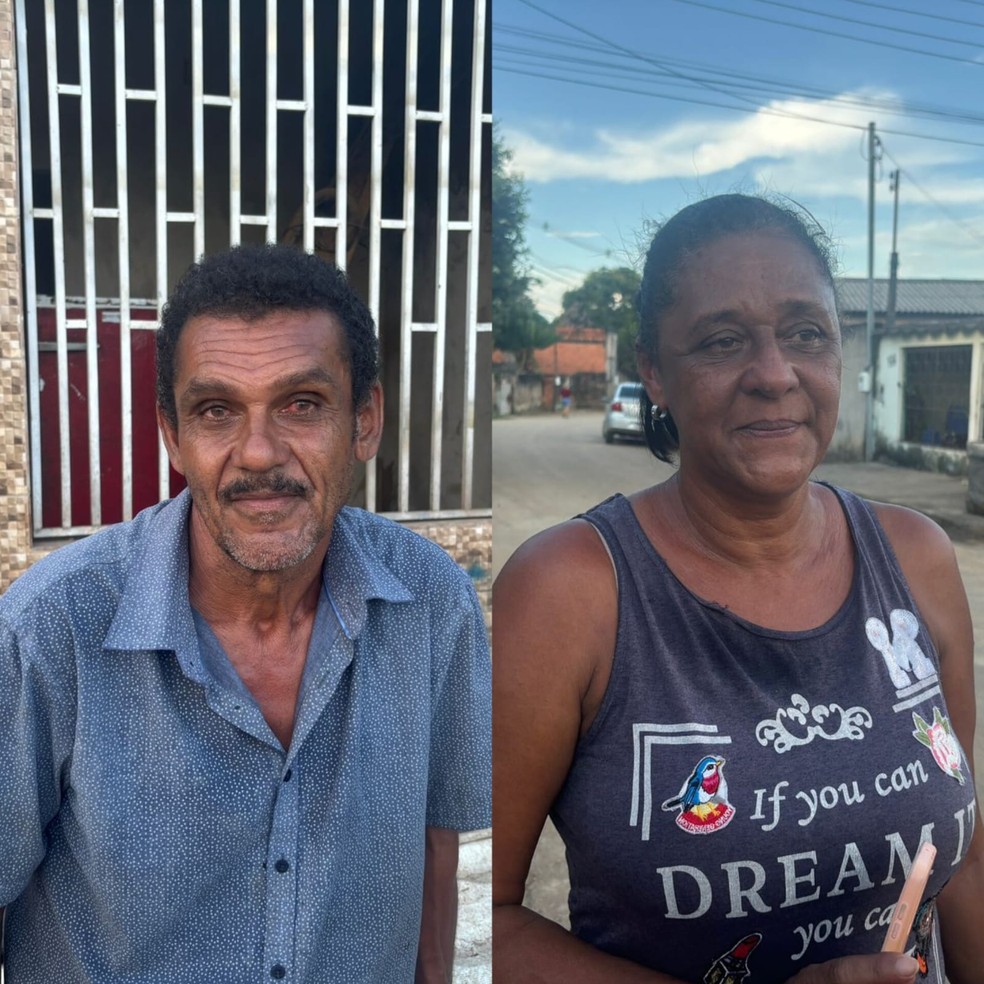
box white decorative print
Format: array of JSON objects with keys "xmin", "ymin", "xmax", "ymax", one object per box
[
  {"xmin": 865, "ymin": 609, "xmax": 936, "ymax": 689},
  {"xmin": 755, "ymin": 694, "xmax": 873, "ymax": 754},
  {"xmin": 912, "ymin": 707, "xmax": 965, "ymax": 785},
  {"xmin": 660, "ymin": 755, "xmax": 736, "ymax": 835},
  {"xmin": 630, "ymin": 722, "xmax": 732, "ymax": 841}
]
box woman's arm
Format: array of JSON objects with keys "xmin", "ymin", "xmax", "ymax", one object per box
[
  {"xmin": 493, "ymin": 520, "xmax": 685, "ymax": 983},
  {"xmin": 872, "ymin": 503, "xmax": 984, "ymax": 984}
]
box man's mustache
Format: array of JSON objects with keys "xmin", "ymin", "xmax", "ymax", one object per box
[{"xmin": 219, "ymin": 473, "xmax": 311, "ymax": 502}]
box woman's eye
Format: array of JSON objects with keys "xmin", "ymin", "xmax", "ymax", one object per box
[{"xmin": 791, "ymin": 325, "xmax": 823, "ymax": 344}]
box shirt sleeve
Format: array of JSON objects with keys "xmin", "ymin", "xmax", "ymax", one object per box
[
  {"xmin": 425, "ymin": 578, "xmax": 492, "ymax": 832},
  {"xmin": 0, "ymin": 613, "xmax": 76, "ymax": 906}
]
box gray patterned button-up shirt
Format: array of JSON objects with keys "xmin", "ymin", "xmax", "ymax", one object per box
[{"xmin": 0, "ymin": 490, "xmax": 491, "ymax": 983}]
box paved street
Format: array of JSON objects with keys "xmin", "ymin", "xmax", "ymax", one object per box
[{"xmin": 493, "ymin": 410, "xmax": 984, "ymax": 928}]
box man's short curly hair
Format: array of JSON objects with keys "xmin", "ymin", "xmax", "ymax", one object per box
[{"xmin": 156, "ymin": 244, "xmax": 380, "ymax": 427}]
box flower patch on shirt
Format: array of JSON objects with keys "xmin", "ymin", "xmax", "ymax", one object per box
[{"xmin": 912, "ymin": 707, "xmax": 964, "ymax": 784}]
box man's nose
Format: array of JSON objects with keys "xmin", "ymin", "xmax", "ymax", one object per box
[{"xmin": 233, "ymin": 412, "xmax": 291, "ymax": 470}]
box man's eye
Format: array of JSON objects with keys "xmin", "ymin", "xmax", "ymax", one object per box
[
  {"xmin": 202, "ymin": 405, "xmax": 230, "ymax": 420},
  {"xmin": 285, "ymin": 399, "xmax": 319, "ymax": 414},
  {"xmin": 703, "ymin": 335, "xmax": 740, "ymax": 352}
]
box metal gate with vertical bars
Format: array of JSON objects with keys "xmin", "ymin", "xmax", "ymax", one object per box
[{"xmin": 16, "ymin": 0, "xmax": 492, "ymax": 538}]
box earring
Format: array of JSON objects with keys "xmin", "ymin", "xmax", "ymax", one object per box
[{"xmin": 651, "ymin": 404, "xmax": 668, "ymax": 423}]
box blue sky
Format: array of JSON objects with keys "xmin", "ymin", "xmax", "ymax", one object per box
[{"xmin": 493, "ymin": 0, "xmax": 984, "ymax": 317}]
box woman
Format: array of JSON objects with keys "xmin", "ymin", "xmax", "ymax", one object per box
[{"xmin": 493, "ymin": 195, "xmax": 983, "ymax": 983}]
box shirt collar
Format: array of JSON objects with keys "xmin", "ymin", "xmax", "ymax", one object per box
[{"xmin": 103, "ymin": 490, "xmax": 412, "ymax": 653}]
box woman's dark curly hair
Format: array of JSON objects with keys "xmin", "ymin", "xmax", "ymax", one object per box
[
  {"xmin": 636, "ymin": 194, "xmax": 837, "ymax": 463},
  {"xmin": 156, "ymin": 244, "xmax": 379, "ymax": 427}
]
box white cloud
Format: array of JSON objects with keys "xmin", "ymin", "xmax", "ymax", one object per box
[{"xmin": 502, "ymin": 88, "xmax": 974, "ymax": 201}]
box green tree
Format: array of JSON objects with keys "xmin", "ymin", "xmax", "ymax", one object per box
[
  {"xmin": 559, "ymin": 266, "xmax": 642, "ymax": 379},
  {"xmin": 492, "ymin": 129, "xmax": 552, "ymax": 366}
]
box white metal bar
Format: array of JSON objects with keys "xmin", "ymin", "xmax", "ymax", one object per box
[
  {"xmin": 154, "ymin": 0, "xmax": 170, "ymax": 501},
  {"xmin": 192, "ymin": 0, "xmax": 204, "ymax": 258},
  {"xmin": 302, "ymin": 0, "xmax": 313, "ymax": 253},
  {"xmin": 365, "ymin": 0, "xmax": 384, "ymax": 512},
  {"xmin": 462, "ymin": 0, "xmax": 487, "ymax": 510},
  {"xmin": 398, "ymin": 0, "xmax": 419, "ymax": 513},
  {"xmin": 481, "ymin": 112, "xmax": 492, "ymax": 123},
  {"xmin": 240, "ymin": 214, "xmax": 269, "ymax": 225},
  {"xmin": 44, "ymin": 0, "xmax": 72, "ymax": 528},
  {"xmin": 313, "ymin": 217, "xmax": 339, "ymax": 227},
  {"xmin": 447, "ymin": 220, "xmax": 470, "ymax": 231},
  {"xmin": 428, "ymin": 0, "xmax": 453, "ymax": 512},
  {"xmin": 412, "ymin": 322, "xmax": 437, "ymax": 332},
  {"xmin": 166, "ymin": 211, "xmax": 197, "ymax": 222},
  {"xmin": 348, "ymin": 105, "xmax": 373, "ymax": 116},
  {"xmin": 92, "ymin": 206, "xmax": 120, "ymax": 218},
  {"xmin": 230, "ymin": 0, "xmax": 241, "ymax": 245},
  {"xmin": 78, "ymin": 0, "xmax": 102, "ymax": 525},
  {"xmin": 276, "ymin": 99, "xmax": 306, "ymax": 111},
  {"xmin": 114, "ymin": 0, "xmax": 134, "ymax": 520},
  {"xmin": 380, "ymin": 218, "xmax": 405, "ymax": 229},
  {"xmin": 477, "ymin": 321, "xmax": 492, "ymax": 333},
  {"xmin": 336, "ymin": 0, "xmax": 349, "ymax": 268},
  {"xmin": 124, "ymin": 88, "xmax": 157, "ymax": 100},
  {"xmin": 65, "ymin": 318, "xmax": 88, "ymax": 329},
  {"xmin": 266, "ymin": 0, "xmax": 277, "ymax": 242},
  {"xmin": 202, "ymin": 94, "xmax": 232, "ymax": 107},
  {"xmin": 415, "ymin": 110, "xmax": 441, "ymax": 121},
  {"xmin": 32, "ymin": 207, "xmax": 55, "ymax": 218},
  {"xmin": 15, "ymin": 0, "xmax": 44, "ymax": 533},
  {"xmin": 56, "ymin": 82, "xmax": 82, "ymax": 95}
]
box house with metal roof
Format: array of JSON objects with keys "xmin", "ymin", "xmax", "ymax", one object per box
[{"xmin": 834, "ymin": 278, "xmax": 984, "ymax": 472}]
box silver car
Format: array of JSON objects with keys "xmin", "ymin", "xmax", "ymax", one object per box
[{"xmin": 602, "ymin": 382, "xmax": 645, "ymax": 443}]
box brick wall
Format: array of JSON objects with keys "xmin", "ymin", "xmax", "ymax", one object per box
[{"xmin": 0, "ymin": 0, "xmax": 33, "ymax": 592}]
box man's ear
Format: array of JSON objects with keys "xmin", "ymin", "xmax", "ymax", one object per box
[
  {"xmin": 354, "ymin": 382, "xmax": 384, "ymax": 463},
  {"xmin": 156, "ymin": 405, "xmax": 187, "ymax": 477},
  {"xmin": 636, "ymin": 347, "xmax": 666, "ymax": 412}
]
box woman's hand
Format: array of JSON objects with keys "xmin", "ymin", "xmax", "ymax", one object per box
[{"xmin": 785, "ymin": 953, "xmax": 918, "ymax": 983}]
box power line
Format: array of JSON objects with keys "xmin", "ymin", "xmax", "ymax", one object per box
[
  {"xmin": 496, "ymin": 37, "xmax": 984, "ymax": 129},
  {"xmin": 497, "ymin": 24, "xmax": 984, "ymax": 127},
  {"xmin": 840, "ymin": 0, "xmax": 984, "ymax": 30},
  {"xmin": 496, "ymin": 64, "xmax": 984, "ymax": 151},
  {"xmin": 880, "ymin": 144, "xmax": 984, "ymax": 247},
  {"xmin": 663, "ymin": 0, "xmax": 984, "ymax": 68},
  {"xmin": 746, "ymin": 0, "xmax": 984, "ymax": 48}
]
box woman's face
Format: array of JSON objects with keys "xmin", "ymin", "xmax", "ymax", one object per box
[{"xmin": 639, "ymin": 229, "xmax": 842, "ymax": 500}]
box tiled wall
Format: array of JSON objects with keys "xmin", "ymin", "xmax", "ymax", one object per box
[
  {"xmin": 405, "ymin": 519, "xmax": 493, "ymax": 628},
  {"xmin": 0, "ymin": 0, "xmax": 33, "ymax": 592}
]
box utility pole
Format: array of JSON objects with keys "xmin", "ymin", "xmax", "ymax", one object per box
[
  {"xmin": 864, "ymin": 122, "xmax": 878, "ymax": 463},
  {"xmin": 885, "ymin": 169, "xmax": 901, "ymax": 336}
]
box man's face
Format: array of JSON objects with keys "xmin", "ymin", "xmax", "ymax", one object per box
[{"xmin": 158, "ymin": 309, "xmax": 382, "ymax": 575}]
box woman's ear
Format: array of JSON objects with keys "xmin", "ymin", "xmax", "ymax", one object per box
[{"xmin": 636, "ymin": 346, "xmax": 666, "ymax": 411}]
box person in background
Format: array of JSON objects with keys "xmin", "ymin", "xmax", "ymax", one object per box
[
  {"xmin": 493, "ymin": 194, "xmax": 983, "ymax": 983},
  {"xmin": 0, "ymin": 244, "xmax": 491, "ymax": 984}
]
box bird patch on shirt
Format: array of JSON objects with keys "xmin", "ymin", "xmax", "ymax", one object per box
[{"xmin": 661, "ymin": 755, "xmax": 735, "ymax": 834}]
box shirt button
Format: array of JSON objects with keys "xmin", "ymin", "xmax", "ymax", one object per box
[
  {"xmin": 283, "ymin": 768, "xmax": 292, "ymax": 782},
  {"xmin": 274, "ymin": 858, "xmax": 290, "ymax": 874},
  {"xmin": 270, "ymin": 964, "xmax": 286, "ymax": 979}
]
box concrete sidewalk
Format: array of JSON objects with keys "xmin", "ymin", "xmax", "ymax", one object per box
[{"xmin": 814, "ymin": 459, "xmax": 984, "ymax": 543}]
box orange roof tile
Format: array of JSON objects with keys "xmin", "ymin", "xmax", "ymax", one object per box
[{"xmin": 531, "ymin": 340, "xmax": 606, "ymax": 375}]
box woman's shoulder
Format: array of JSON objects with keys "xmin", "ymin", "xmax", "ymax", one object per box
[
  {"xmin": 865, "ymin": 498, "xmax": 955, "ymax": 570},
  {"xmin": 496, "ymin": 515, "xmax": 616, "ymax": 608}
]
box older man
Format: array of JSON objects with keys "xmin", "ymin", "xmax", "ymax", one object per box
[{"xmin": 0, "ymin": 245, "xmax": 491, "ymax": 983}]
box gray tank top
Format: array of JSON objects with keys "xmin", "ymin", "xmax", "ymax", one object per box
[{"xmin": 552, "ymin": 486, "xmax": 974, "ymax": 982}]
